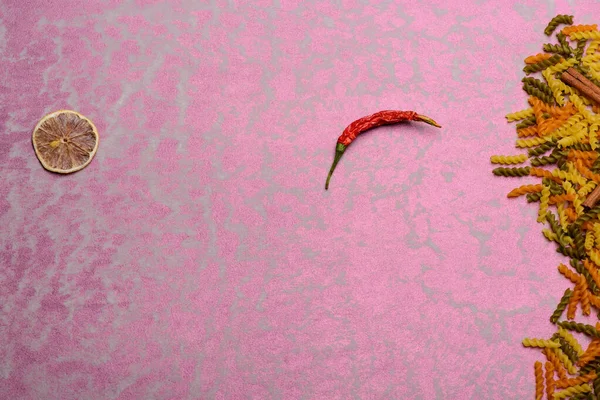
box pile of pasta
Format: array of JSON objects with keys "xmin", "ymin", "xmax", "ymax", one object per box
[{"xmin": 496, "ymin": 15, "xmax": 600, "ymax": 400}]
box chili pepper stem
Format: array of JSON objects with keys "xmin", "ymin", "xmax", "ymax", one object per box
[
  {"xmin": 415, "ymin": 114, "xmax": 442, "ymax": 128},
  {"xmin": 325, "ymin": 143, "xmax": 347, "ymax": 190}
]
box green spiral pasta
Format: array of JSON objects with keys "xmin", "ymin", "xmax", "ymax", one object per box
[
  {"xmin": 516, "ymin": 115, "xmax": 538, "ymax": 129},
  {"xmin": 522, "ymin": 77, "xmax": 554, "ymax": 96},
  {"xmin": 527, "ymin": 192, "xmax": 541, "ymax": 202},
  {"xmin": 594, "ymin": 376, "xmax": 600, "ymax": 399},
  {"xmin": 528, "ymin": 141, "xmax": 556, "ymax": 157},
  {"xmin": 543, "ymin": 43, "xmax": 573, "ymax": 56},
  {"xmin": 550, "ymin": 288, "xmax": 573, "ymax": 323},
  {"xmin": 556, "ymin": 336, "xmax": 579, "ymax": 363},
  {"xmin": 543, "ymin": 178, "xmax": 565, "ymax": 195},
  {"xmin": 558, "ymin": 244, "xmax": 581, "ymax": 259},
  {"xmin": 569, "ymin": 143, "xmax": 593, "ymax": 152},
  {"xmin": 523, "ymin": 54, "xmax": 564, "ymax": 74},
  {"xmin": 546, "ymin": 211, "xmax": 573, "ymax": 247},
  {"xmin": 523, "ymin": 83, "xmax": 556, "ymax": 104},
  {"xmin": 544, "ymin": 14, "xmax": 574, "ymax": 36},
  {"xmin": 580, "ymin": 358, "xmax": 600, "ymax": 375},
  {"xmin": 572, "ymin": 230, "xmax": 587, "ymax": 260},
  {"xmin": 492, "ymin": 166, "xmax": 531, "ymax": 177},
  {"xmin": 591, "ymin": 156, "xmax": 600, "ymax": 174},
  {"xmin": 558, "ymin": 321, "xmax": 600, "ymax": 338},
  {"xmin": 531, "ymin": 154, "xmax": 562, "ymax": 167},
  {"xmin": 574, "ymin": 39, "xmax": 588, "ymax": 60},
  {"xmin": 574, "ymin": 204, "xmax": 600, "ymax": 228},
  {"xmin": 557, "ymin": 32, "xmax": 572, "ymax": 48}
]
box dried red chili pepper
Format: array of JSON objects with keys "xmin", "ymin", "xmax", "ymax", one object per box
[{"xmin": 325, "ymin": 110, "xmax": 441, "ymax": 190}]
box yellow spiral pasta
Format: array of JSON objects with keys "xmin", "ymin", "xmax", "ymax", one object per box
[
  {"xmin": 567, "ymin": 162, "xmax": 588, "ymax": 183},
  {"xmin": 553, "ymin": 383, "xmax": 592, "ymax": 399},
  {"xmin": 538, "ymin": 185, "xmax": 551, "ymax": 223},
  {"xmin": 522, "ymin": 338, "xmax": 561, "ymax": 348},
  {"xmin": 543, "ymin": 229, "xmax": 559, "ymax": 242},
  {"xmin": 557, "ymin": 130, "xmax": 586, "ymax": 148},
  {"xmin": 569, "ymin": 31, "xmax": 600, "ymax": 40},
  {"xmin": 594, "ymin": 224, "xmax": 600, "ymax": 248},
  {"xmin": 543, "ymin": 69, "xmax": 567, "ymax": 106},
  {"xmin": 551, "ymin": 114, "xmax": 585, "ymax": 139},
  {"xmin": 570, "ymin": 94, "xmax": 595, "ymax": 122},
  {"xmin": 586, "ymin": 232, "xmax": 595, "ymax": 251},
  {"xmin": 587, "ymin": 40, "xmax": 600, "ymax": 55},
  {"xmin": 516, "ymin": 137, "xmax": 550, "ymax": 148},
  {"xmin": 547, "ymin": 57, "xmax": 578, "ymax": 75},
  {"xmin": 590, "ymin": 248, "xmax": 600, "ymax": 267},
  {"xmin": 490, "ymin": 154, "xmax": 528, "ymax": 164},
  {"xmin": 590, "ymin": 123, "xmax": 600, "ymax": 150},
  {"xmin": 554, "ymin": 347, "xmax": 578, "ymax": 374},
  {"xmin": 557, "ymin": 327, "xmax": 584, "ymax": 355},
  {"xmin": 552, "ymin": 169, "xmax": 587, "ymax": 186},
  {"xmin": 578, "ymin": 181, "xmax": 597, "ymax": 197},
  {"xmin": 506, "ymin": 108, "xmax": 534, "ymax": 121},
  {"xmin": 558, "ymin": 203, "xmax": 569, "ymax": 231}
]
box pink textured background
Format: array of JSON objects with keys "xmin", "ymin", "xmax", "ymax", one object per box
[{"xmin": 1, "ymin": 1, "xmax": 598, "ymax": 399}]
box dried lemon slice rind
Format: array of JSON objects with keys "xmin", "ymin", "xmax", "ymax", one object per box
[{"xmin": 32, "ymin": 110, "xmax": 99, "ymax": 174}]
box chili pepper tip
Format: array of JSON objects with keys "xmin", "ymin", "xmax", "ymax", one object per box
[
  {"xmin": 325, "ymin": 143, "xmax": 347, "ymax": 190},
  {"xmin": 416, "ymin": 114, "xmax": 441, "ymax": 128}
]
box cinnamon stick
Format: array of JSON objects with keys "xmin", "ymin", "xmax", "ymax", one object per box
[
  {"xmin": 560, "ymin": 68, "xmax": 600, "ymax": 105},
  {"xmin": 583, "ymin": 185, "xmax": 600, "ymax": 208},
  {"xmin": 567, "ymin": 68, "xmax": 600, "ymax": 97}
]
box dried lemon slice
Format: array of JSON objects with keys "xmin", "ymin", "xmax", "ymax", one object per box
[{"xmin": 32, "ymin": 110, "xmax": 99, "ymax": 174}]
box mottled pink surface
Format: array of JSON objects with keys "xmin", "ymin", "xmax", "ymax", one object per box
[{"xmin": 1, "ymin": 1, "xmax": 598, "ymax": 399}]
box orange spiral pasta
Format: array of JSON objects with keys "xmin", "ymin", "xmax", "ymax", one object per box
[
  {"xmin": 517, "ymin": 126, "xmax": 539, "ymax": 137},
  {"xmin": 556, "ymin": 371, "xmax": 597, "ymax": 389},
  {"xmin": 558, "ymin": 263, "xmax": 581, "ymax": 284},
  {"xmin": 588, "ymin": 293, "xmax": 600, "ymax": 309},
  {"xmin": 578, "ymin": 339, "xmax": 600, "ymax": 366},
  {"xmin": 549, "ymin": 194, "xmax": 576, "ymax": 204},
  {"xmin": 530, "ymin": 96, "xmax": 547, "ymax": 126},
  {"xmin": 565, "ymin": 206, "xmax": 578, "ymax": 222},
  {"xmin": 530, "ymin": 166, "xmax": 563, "ymax": 183},
  {"xmin": 535, "ymin": 361, "xmax": 544, "ymax": 399},
  {"xmin": 583, "ymin": 260, "xmax": 600, "ymax": 288},
  {"xmin": 575, "ymin": 159, "xmax": 600, "ymax": 183},
  {"xmin": 562, "ymin": 24, "xmax": 598, "ymax": 35},
  {"xmin": 525, "ymin": 53, "xmax": 553, "ymax": 64},
  {"xmin": 581, "ymin": 276, "xmax": 591, "ymax": 316},
  {"xmin": 507, "ymin": 184, "xmax": 544, "ymax": 198},
  {"xmin": 569, "ymin": 150, "xmax": 598, "ymax": 160},
  {"xmin": 543, "ymin": 348, "xmax": 568, "ymax": 380},
  {"xmin": 546, "ymin": 361, "xmax": 555, "ymax": 400},
  {"xmin": 567, "ymin": 285, "xmax": 582, "ymax": 320}
]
